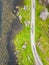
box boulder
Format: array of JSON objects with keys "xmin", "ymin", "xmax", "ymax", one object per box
[
  {"xmin": 22, "ymin": 44, "xmax": 26, "ymax": 49},
  {"xmin": 16, "ymin": 6, "xmax": 19, "ymax": 9},
  {"xmin": 40, "ymin": 9, "xmax": 49, "ymax": 20}
]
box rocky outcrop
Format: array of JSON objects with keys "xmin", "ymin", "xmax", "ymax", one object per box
[
  {"xmin": 39, "ymin": 0, "xmax": 49, "ymax": 7},
  {"xmin": 40, "ymin": 8, "xmax": 49, "ymax": 20}
]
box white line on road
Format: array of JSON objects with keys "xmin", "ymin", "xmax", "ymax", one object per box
[{"xmin": 31, "ymin": 0, "xmax": 43, "ymax": 65}]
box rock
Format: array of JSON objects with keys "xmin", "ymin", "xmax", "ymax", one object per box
[
  {"xmin": 14, "ymin": 52, "xmax": 16, "ymax": 55},
  {"xmin": 38, "ymin": 0, "xmax": 49, "ymax": 6},
  {"xmin": 23, "ymin": 5, "xmax": 28, "ymax": 10},
  {"xmin": 16, "ymin": 6, "xmax": 19, "ymax": 9},
  {"xmin": 13, "ymin": 10, "xmax": 16, "ymax": 13},
  {"xmin": 40, "ymin": 9, "xmax": 49, "ymax": 20},
  {"xmin": 19, "ymin": 15, "xmax": 22, "ymax": 20},
  {"xmin": 16, "ymin": 59, "xmax": 18, "ymax": 62},
  {"xmin": 22, "ymin": 44, "xmax": 26, "ymax": 49},
  {"xmin": 17, "ymin": 12, "xmax": 19, "ymax": 15},
  {"xmin": 24, "ymin": 21, "xmax": 30, "ymax": 27}
]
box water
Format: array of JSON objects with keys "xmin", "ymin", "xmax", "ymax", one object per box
[
  {"xmin": 0, "ymin": 1, "xmax": 2, "ymax": 36},
  {"xmin": 0, "ymin": 0, "xmax": 23, "ymax": 65},
  {"xmin": 6, "ymin": 18, "xmax": 22, "ymax": 65}
]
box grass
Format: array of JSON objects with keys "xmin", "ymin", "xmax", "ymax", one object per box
[
  {"xmin": 14, "ymin": 0, "xmax": 35, "ymax": 65},
  {"xmin": 14, "ymin": 26, "xmax": 34, "ymax": 65},
  {"xmin": 17, "ymin": 0, "xmax": 31, "ymax": 24},
  {"xmin": 36, "ymin": 0, "xmax": 49, "ymax": 65},
  {"xmin": 36, "ymin": 46, "xmax": 49, "ymax": 65}
]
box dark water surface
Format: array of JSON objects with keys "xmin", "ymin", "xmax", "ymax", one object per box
[
  {"xmin": 7, "ymin": 18, "xmax": 22, "ymax": 65},
  {"xmin": 0, "ymin": 0, "xmax": 23, "ymax": 65},
  {"xmin": 0, "ymin": 1, "xmax": 2, "ymax": 36}
]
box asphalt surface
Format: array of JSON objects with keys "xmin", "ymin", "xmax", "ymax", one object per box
[{"xmin": 31, "ymin": 0, "xmax": 43, "ymax": 65}]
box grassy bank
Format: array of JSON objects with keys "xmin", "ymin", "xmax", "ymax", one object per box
[
  {"xmin": 14, "ymin": 0, "xmax": 35, "ymax": 65},
  {"xmin": 36, "ymin": 0, "xmax": 49, "ymax": 65}
]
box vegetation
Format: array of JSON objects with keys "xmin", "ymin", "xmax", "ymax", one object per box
[
  {"xmin": 36, "ymin": 0, "xmax": 49, "ymax": 65},
  {"xmin": 14, "ymin": 0, "xmax": 35, "ymax": 65}
]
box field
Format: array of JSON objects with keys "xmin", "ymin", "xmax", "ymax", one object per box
[{"xmin": 36, "ymin": 0, "xmax": 49, "ymax": 65}]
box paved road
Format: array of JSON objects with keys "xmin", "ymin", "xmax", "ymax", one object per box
[{"xmin": 31, "ymin": 0, "xmax": 43, "ymax": 65}]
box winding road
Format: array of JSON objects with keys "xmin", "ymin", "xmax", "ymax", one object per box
[{"xmin": 31, "ymin": 0, "xmax": 43, "ymax": 65}]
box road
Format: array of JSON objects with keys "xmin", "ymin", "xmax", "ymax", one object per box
[{"xmin": 31, "ymin": 0, "xmax": 43, "ymax": 65}]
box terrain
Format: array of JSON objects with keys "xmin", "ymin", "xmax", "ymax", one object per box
[
  {"xmin": 36, "ymin": 0, "xmax": 49, "ymax": 65},
  {"xmin": 0, "ymin": 0, "xmax": 34, "ymax": 65},
  {"xmin": 0, "ymin": 0, "xmax": 22, "ymax": 65}
]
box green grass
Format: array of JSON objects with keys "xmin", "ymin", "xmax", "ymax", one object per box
[
  {"xmin": 14, "ymin": 0, "xmax": 35, "ymax": 65},
  {"xmin": 14, "ymin": 26, "xmax": 34, "ymax": 65},
  {"xmin": 17, "ymin": 0, "xmax": 31, "ymax": 24},
  {"xmin": 36, "ymin": 46, "xmax": 49, "ymax": 65},
  {"xmin": 36, "ymin": 0, "xmax": 49, "ymax": 65}
]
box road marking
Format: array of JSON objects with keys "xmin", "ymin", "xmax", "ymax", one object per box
[{"xmin": 31, "ymin": 0, "xmax": 43, "ymax": 65}]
